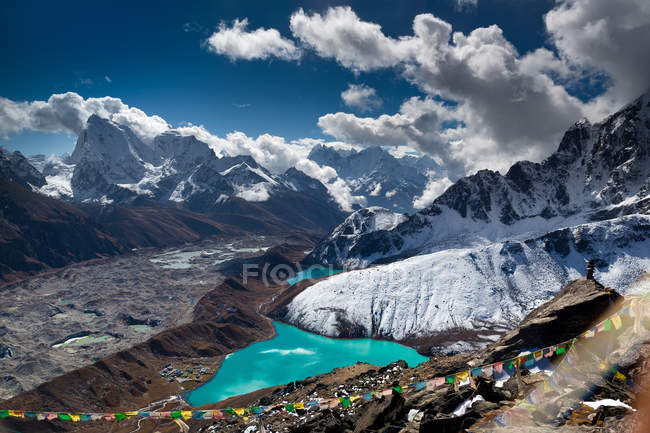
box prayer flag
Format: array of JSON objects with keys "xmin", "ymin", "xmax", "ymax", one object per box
[
  {"xmin": 181, "ymin": 411, "xmax": 192, "ymax": 420},
  {"xmin": 555, "ymin": 345, "xmax": 566, "ymax": 355},
  {"xmin": 382, "ymin": 389, "xmax": 392, "ymax": 396},
  {"xmin": 445, "ymin": 375, "xmax": 455, "ymax": 384},
  {"xmin": 350, "ymin": 396, "xmax": 361, "ymax": 403},
  {"xmin": 115, "ymin": 413, "xmax": 127, "ymax": 421},
  {"xmin": 615, "ymin": 371, "xmax": 626, "ymax": 380},
  {"xmin": 434, "ymin": 377, "xmax": 446, "ymax": 387},
  {"xmin": 70, "ymin": 414, "xmax": 81, "ymax": 422},
  {"xmin": 533, "ymin": 351, "xmax": 543, "ymax": 361},
  {"xmin": 294, "ymin": 402, "xmax": 305, "ymax": 410},
  {"xmin": 0, "ymin": 410, "xmax": 9, "ymax": 418},
  {"xmin": 612, "ymin": 315, "xmax": 622, "ymax": 330},
  {"xmin": 471, "ymin": 367, "xmax": 482, "ymax": 376},
  {"xmin": 604, "ymin": 319, "xmax": 612, "ymax": 331},
  {"xmin": 284, "ymin": 404, "xmax": 295, "ymax": 413},
  {"xmin": 340, "ymin": 397, "xmax": 351, "ymax": 408},
  {"xmin": 58, "ymin": 413, "xmax": 71, "ymax": 421},
  {"xmin": 494, "ymin": 362, "xmax": 503, "ymax": 374},
  {"xmin": 393, "ymin": 386, "xmax": 403, "ymax": 394},
  {"xmin": 193, "ymin": 411, "xmax": 204, "ymax": 420}
]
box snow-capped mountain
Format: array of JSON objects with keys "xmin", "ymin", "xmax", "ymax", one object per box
[
  {"xmin": 0, "ymin": 147, "xmax": 46, "ymax": 190},
  {"xmin": 307, "ymin": 144, "xmax": 441, "ymax": 213},
  {"xmin": 282, "ymin": 215, "xmax": 650, "ymax": 352},
  {"xmin": 281, "ymin": 91, "xmax": 650, "ymax": 352},
  {"xmin": 33, "ymin": 115, "xmax": 339, "ymax": 214},
  {"xmin": 310, "ymin": 91, "xmax": 650, "ymax": 269}
]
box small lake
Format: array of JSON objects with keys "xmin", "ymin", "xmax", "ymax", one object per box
[
  {"xmin": 186, "ymin": 321, "xmax": 428, "ymax": 406},
  {"xmin": 286, "ymin": 267, "xmax": 344, "ymax": 286}
]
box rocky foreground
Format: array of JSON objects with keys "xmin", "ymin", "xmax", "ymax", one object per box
[
  {"xmin": 2, "ymin": 270, "xmax": 648, "ymax": 433},
  {"xmin": 184, "ymin": 276, "xmax": 649, "ymax": 433}
]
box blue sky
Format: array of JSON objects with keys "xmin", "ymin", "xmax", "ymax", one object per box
[
  {"xmin": 1, "ymin": 0, "xmax": 648, "ymax": 179},
  {"xmin": 2, "ymin": 0, "xmax": 557, "ymax": 155}
]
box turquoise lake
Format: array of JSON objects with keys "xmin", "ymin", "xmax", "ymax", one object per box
[
  {"xmin": 286, "ymin": 267, "xmax": 343, "ymax": 285},
  {"xmin": 186, "ymin": 321, "xmax": 428, "ymax": 406}
]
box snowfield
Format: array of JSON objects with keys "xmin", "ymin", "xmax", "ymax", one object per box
[{"xmin": 284, "ymin": 215, "xmax": 650, "ymax": 352}]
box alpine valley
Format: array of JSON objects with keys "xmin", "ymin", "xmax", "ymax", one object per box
[{"xmin": 1, "ymin": 91, "xmax": 650, "ymax": 433}]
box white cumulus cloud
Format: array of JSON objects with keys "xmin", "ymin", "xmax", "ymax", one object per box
[
  {"xmin": 205, "ymin": 18, "xmax": 301, "ymax": 61},
  {"xmin": 289, "ymin": 7, "xmax": 417, "ymax": 72},
  {"xmin": 0, "ymin": 92, "xmax": 169, "ymax": 143},
  {"xmin": 341, "ymin": 84, "xmax": 383, "ymax": 112},
  {"xmin": 413, "ymin": 177, "xmax": 454, "ymax": 209}
]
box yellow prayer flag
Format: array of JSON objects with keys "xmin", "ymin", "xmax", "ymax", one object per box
[
  {"xmin": 125, "ymin": 411, "xmax": 139, "ymax": 416},
  {"xmin": 70, "ymin": 414, "xmax": 81, "ymax": 422},
  {"xmin": 612, "ymin": 314, "xmax": 622, "ymax": 330},
  {"xmin": 234, "ymin": 408, "xmax": 245, "ymax": 416},
  {"xmin": 294, "ymin": 403, "xmax": 305, "ymax": 410},
  {"xmin": 615, "ymin": 371, "xmax": 626, "ymax": 380},
  {"xmin": 456, "ymin": 370, "xmax": 469, "ymax": 381},
  {"xmin": 181, "ymin": 411, "xmax": 192, "ymax": 420},
  {"xmin": 8, "ymin": 411, "xmax": 23, "ymax": 418},
  {"xmin": 350, "ymin": 395, "xmax": 361, "ymax": 402}
]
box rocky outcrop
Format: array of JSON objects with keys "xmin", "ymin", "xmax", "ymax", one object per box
[{"xmin": 477, "ymin": 277, "xmax": 622, "ymax": 364}]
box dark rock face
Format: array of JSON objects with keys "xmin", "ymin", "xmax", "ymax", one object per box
[
  {"xmin": 353, "ymin": 393, "xmax": 405, "ymax": 432},
  {"xmin": 0, "ymin": 344, "xmax": 13, "ymax": 358},
  {"xmin": 0, "ymin": 147, "xmax": 46, "ymax": 189},
  {"xmin": 477, "ymin": 278, "xmax": 621, "ymax": 364}
]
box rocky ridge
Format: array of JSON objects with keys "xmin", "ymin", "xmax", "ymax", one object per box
[{"xmin": 310, "ymin": 91, "xmax": 650, "ymax": 269}]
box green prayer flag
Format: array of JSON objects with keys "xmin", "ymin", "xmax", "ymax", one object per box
[
  {"xmin": 225, "ymin": 407, "xmax": 235, "ymax": 415},
  {"xmin": 339, "ymin": 397, "xmax": 351, "ymax": 408},
  {"xmin": 285, "ymin": 404, "xmax": 295, "ymax": 413},
  {"xmin": 604, "ymin": 319, "xmax": 612, "ymax": 331},
  {"xmin": 555, "ymin": 346, "xmax": 566, "ymax": 355},
  {"xmin": 58, "ymin": 413, "xmax": 72, "ymax": 421},
  {"xmin": 445, "ymin": 375, "xmax": 454, "ymax": 384},
  {"xmin": 114, "ymin": 412, "xmax": 127, "ymax": 421},
  {"xmin": 170, "ymin": 411, "xmax": 182, "ymax": 419},
  {"xmin": 393, "ymin": 386, "xmax": 403, "ymax": 394},
  {"xmin": 0, "ymin": 410, "xmax": 9, "ymax": 419}
]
